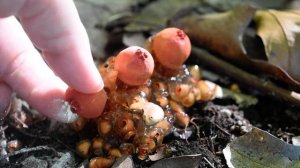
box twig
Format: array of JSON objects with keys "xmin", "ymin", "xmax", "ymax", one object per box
[
  {"xmin": 0, "ymin": 126, "xmax": 8, "ymax": 133},
  {"xmin": 8, "ymin": 121, "xmax": 51, "ymax": 140},
  {"xmin": 190, "ymin": 117, "xmax": 201, "ymax": 138},
  {"xmin": 192, "ymin": 46, "xmax": 300, "ymax": 107},
  {"xmin": 0, "ymin": 125, "xmax": 8, "ymax": 163},
  {"xmin": 212, "ymin": 122, "xmax": 230, "ymax": 136},
  {"xmin": 203, "ymin": 157, "xmax": 215, "ymax": 168},
  {"xmin": 0, "ymin": 145, "xmax": 58, "ymax": 160},
  {"xmin": 53, "ymin": 137, "xmax": 76, "ymax": 153}
]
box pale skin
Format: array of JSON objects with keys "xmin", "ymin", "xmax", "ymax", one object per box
[{"xmin": 0, "ymin": 0, "xmax": 105, "ymax": 122}]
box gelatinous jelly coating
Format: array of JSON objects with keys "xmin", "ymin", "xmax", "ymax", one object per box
[
  {"xmin": 114, "ymin": 46, "xmax": 154, "ymax": 86},
  {"xmin": 65, "ymin": 87, "xmax": 107, "ymax": 118},
  {"xmin": 151, "ymin": 27, "xmax": 191, "ymax": 70},
  {"xmin": 96, "ymin": 62, "xmax": 221, "ymax": 158},
  {"xmin": 75, "ymin": 59, "xmax": 223, "ymax": 160},
  {"xmin": 72, "ymin": 28, "xmax": 224, "ymax": 162}
]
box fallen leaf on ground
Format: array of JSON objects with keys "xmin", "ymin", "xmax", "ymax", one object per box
[
  {"xmin": 173, "ymin": 127, "xmax": 193, "ymax": 140},
  {"xmin": 150, "ymin": 154, "xmax": 202, "ymax": 168},
  {"xmin": 254, "ymin": 10, "xmax": 300, "ymax": 84},
  {"xmin": 125, "ymin": 0, "xmax": 201, "ymax": 32},
  {"xmin": 223, "ymin": 127, "xmax": 300, "ymax": 168},
  {"xmin": 292, "ymin": 136, "xmax": 300, "ymax": 146},
  {"xmin": 170, "ymin": 5, "xmax": 300, "ymax": 88},
  {"xmin": 149, "ymin": 146, "xmax": 168, "ymax": 161},
  {"xmin": 170, "ymin": 5, "xmax": 256, "ymax": 63},
  {"xmin": 222, "ymin": 88, "xmax": 258, "ymax": 107},
  {"xmin": 122, "ymin": 32, "xmax": 147, "ymax": 47},
  {"xmin": 202, "ymin": 0, "xmax": 287, "ymax": 11},
  {"xmin": 111, "ymin": 154, "xmax": 134, "ymax": 168}
]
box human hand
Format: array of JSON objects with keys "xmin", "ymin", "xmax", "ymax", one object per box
[{"xmin": 0, "ymin": 0, "xmax": 105, "ymax": 122}]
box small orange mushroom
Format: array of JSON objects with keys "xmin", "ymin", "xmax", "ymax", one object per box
[
  {"xmin": 65, "ymin": 87, "xmax": 107, "ymax": 118},
  {"xmin": 151, "ymin": 27, "xmax": 191, "ymax": 70},
  {"xmin": 114, "ymin": 46, "xmax": 154, "ymax": 86}
]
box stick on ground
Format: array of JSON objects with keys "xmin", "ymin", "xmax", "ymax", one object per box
[{"xmin": 191, "ymin": 46, "xmax": 300, "ymax": 107}]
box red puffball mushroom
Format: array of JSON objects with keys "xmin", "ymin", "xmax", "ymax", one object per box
[
  {"xmin": 114, "ymin": 46, "xmax": 154, "ymax": 86},
  {"xmin": 151, "ymin": 27, "xmax": 191, "ymax": 70},
  {"xmin": 65, "ymin": 87, "xmax": 107, "ymax": 118}
]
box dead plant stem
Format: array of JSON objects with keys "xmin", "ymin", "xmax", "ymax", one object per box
[{"xmin": 192, "ymin": 46, "xmax": 300, "ymax": 107}]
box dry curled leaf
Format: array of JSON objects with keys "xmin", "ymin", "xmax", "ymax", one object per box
[{"xmin": 254, "ymin": 10, "xmax": 300, "ymax": 84}]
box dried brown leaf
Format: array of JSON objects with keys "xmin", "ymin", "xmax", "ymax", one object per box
[
  {"xmin": 170, "ymin": 5, "xmax": 300, "ymax": 88},
  {"xmin": 254, "ymin": 10, "xmax": 300, "ymax": 83},
  {"xmin": 125, "ymin": 0, "xmax": 201, "ymax": 32},
  {"xmin": 170, "ymin": 5, "xmax": 256, "ymax": 62}
]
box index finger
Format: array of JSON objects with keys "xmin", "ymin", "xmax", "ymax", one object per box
[{"xmin": 0, "ymin": 0, "xmax": 103, "ymax": 93}]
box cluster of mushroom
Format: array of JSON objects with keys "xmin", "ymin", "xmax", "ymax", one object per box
[{"xmin": 65, "ymin": 27, "xmax": 222, "ymax": 168}]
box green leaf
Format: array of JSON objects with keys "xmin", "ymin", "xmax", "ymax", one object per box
[
  {"xmin": 254, "ymin": 10, "xmax": 300, "ymax": 83},
  {"xmin": 223, "ymin": 127, "xmax": 300, "ymax": 168},
  {"xmin": 222, "ymin": 88, "xmax": 258, "ymax": 107}
]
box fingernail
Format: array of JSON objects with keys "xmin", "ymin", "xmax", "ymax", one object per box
[
  {"xmin": 94, "ymin": 64, "xmax": 105, "ymax": 91},
  {"xmin": 51, "ymin": 99, "xmax": 78, "ymax": 123},
  {"xmin": 98, "ymin": 75, "xmax": 104, "ymax": 91}
]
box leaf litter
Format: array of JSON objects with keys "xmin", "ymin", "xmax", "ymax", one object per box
[
  {"xmin": 223, "ymin": 127, "xmax": 300, "ymax": 168},
  {"xmin": 170, "ymin": 4, "xmax": 300, "ymax": 88}
]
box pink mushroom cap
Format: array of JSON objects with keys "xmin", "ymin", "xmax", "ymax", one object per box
[
  {"xmin": 114, "ymin": 46, "xmax": 154, "ymax": 86},
  {"xmin": 152, "ymin": 27, "xmax": 191, "ymax": 70}
]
